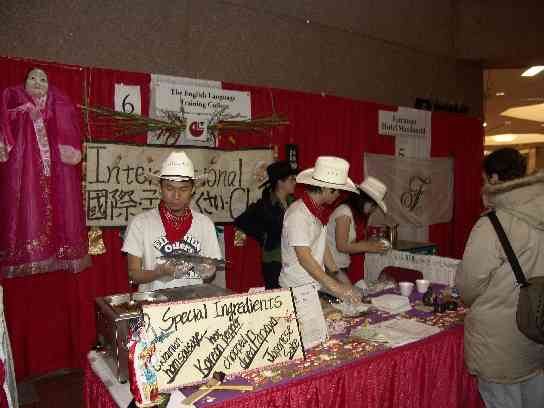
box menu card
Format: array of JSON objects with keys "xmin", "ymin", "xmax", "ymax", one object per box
[{"xmin": 291, "ymin": 284, "xmax": 329, "ymax": 349}]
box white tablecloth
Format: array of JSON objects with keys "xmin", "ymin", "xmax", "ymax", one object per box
[
  {"xmin": 364, "ymin": 250, "xmax": 459, "ymax": 286},
  {"xmin": 87, "ymin": 351, "xmax": 194, "ymax": 408},
  {"xmin": 87, "ymin": 351, "xmax": 132, "ymax": 408}
]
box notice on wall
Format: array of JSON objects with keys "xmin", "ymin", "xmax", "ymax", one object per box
[
  {"xmin": 378, "ymin": 107, "xmax": 431, "ymax": 139},
  {"xmin": 148, "ymin": 74, "xmax": 251, "ymax": 146},
  {"xmin": 85, "ymin": 142, "xmax": 273, "ymax": 225},
  {"xmin": 114, "ymin": 84, "xmax": 142, "ymax": 115},
  {"xmin": 141, "ymin": 289, "xmax": 304, "ymax": 390}
]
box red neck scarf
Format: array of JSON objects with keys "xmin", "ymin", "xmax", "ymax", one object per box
[
  {"xmin": 159, "ymin": 201, "xmax": 193, "ymax": 243},
  {"xmin": 302, "ymin": 192, "xmax": 330, "ymax": 225}
]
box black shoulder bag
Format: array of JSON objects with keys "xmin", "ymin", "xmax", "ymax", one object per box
[{"xmin": 487, "ymin": 211, "xmax": 544, "ymax": 344}]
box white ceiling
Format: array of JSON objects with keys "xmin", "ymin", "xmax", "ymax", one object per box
[{"xmin": 484, "ymin": 68, "xmax": 544, "ymax": 147}]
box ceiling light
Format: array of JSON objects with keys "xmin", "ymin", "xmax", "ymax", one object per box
[
  {"xmin": 491, "ymin": 134, "xmax": 517, "ymax": 143},
  {"xmin": 483, "ymin": 122, "xmax": 487, "ymax": 127},
  {"xmin": 521, "ymin": 66, "xmax": 544, "ymax": 77},
  {"xmin": 484, "ymin": 133, "xmax": 544, "ymax": 146},
  {"xmin": 496, "ymin": 92, "xmax": 505, "ymax": 96},
  {"xmin": 501, "ymin": 103, "xmax": 544, "ymax": 122}
]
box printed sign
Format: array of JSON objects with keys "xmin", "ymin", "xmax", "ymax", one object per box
[
  {"xmin": 379, "ymin": 107, "xmax": 431, "ymax": 139},
  {"xmin": 141, "ymin": 289, "xmax": 304, "ymax": 390},
  {"xmin": 85, "ymin": 142, "xmax": 273, "ymax": 225},
  {"xmin": 148, "ymin": 75, "xmax": 251, "ymax": 146},
  {"xmin": 114, "ymin": 84, "xmax": 142, "ymax": 115}
]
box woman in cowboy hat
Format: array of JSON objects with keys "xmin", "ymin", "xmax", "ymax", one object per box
[
  {"xmin": 326, "ymin": 176, "xmax": 389, "ymax": 285},
  {"xmin": 234, "ymin": 160, "xmax": 298, "ymax": 289},
  {"xmin": 279, "ymin": 156, "xmax": 362, "ymax": 304},
  {"xmin": 122, "ymin": 151, "xmax": 222, "ymax": 292}
]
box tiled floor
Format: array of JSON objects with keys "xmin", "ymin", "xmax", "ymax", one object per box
[{"xmin": 18, "ymin": 369, "xmax": 84, "ymax": 408}]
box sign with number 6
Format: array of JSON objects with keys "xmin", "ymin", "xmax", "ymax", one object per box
[{"xmin": 114, "ymin": 84, "xmax": 141, "ymax": 115}]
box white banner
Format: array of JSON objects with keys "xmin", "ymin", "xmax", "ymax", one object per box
[
  {"xmin": 379, "ymin": 107, "xmax": 431, "ymax": 139},
  {"xmin": 364, "ymin": 153, "xmax": 454, "ymax": 226},
  {"xmin": 85, "ymin": 142, "xmax": 273, "ymax": 225},
  {"xmin": 148, "ymin": 75, "xmax": 251, "ymax": 146},
  {"xmin": 141, "ymin": 289, "xmax": 304, "ymax": 390}
]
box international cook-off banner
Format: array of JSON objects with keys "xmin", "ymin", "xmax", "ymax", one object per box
[
  {"xmin": 364, "ymin": 153, "xmax": 454, "ymax": 226},
  {"xmin": 137, "ymin": 289, "xmax": 304, "ymax": 391},
  {"xmin": 85, "ymin": 142, "xmax": 273, "ymax": 225}
]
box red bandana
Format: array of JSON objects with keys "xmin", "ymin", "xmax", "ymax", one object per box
[
  {"xmin": 302, "ymin": 192, "xmax": 330, "ymax": 225},
  {"xmin": 159, "ymin": 201, "xmax": 193, "ymax": 243}
]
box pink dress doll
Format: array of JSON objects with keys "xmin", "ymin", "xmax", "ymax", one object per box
[{"xmin": 0, "ymin": 68, "xmax": 90, "ymax": 277}]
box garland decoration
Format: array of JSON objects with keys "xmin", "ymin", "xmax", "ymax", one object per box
[{"xmin": 79, "ymin": 105, "xmax": 289, "ymax": 145}]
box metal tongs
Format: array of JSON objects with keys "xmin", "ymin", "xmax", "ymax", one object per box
[{"xmin": 158, "ymin": 249, "xmax": 228, "ymax": 271}]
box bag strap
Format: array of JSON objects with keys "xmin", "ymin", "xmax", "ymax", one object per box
[{"xmin": 486, "ymin": 211, "xmax": 529, "ymax": 287}]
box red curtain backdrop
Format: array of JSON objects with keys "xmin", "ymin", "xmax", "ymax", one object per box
[
  {"xmin": 0, "ymin": 58, "xmax": 151, "ymax": 379},
  {"xmin": 222, "ymin": 82, "xmax": 483, "ymax": 292},
  {"xmin": 0, "ymin": 57, "xmax": 483, "ymax": 379},
  {"xmin": 429, "ymin": 112, "xmax": 485, "ymax": 257}
]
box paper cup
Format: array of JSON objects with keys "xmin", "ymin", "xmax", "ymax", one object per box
[
  {"xmin": 399, "ymin": 281, "xmax": 414, "ymax": 297},
  {"xmin": 416, "ymin": 279, "xmax": 430, "ymax": 294}
]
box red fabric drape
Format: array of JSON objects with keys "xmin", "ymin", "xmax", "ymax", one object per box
[
  {"xmin": 1, "ymin": 57, "xmax": 483, "ymax": 380},
  {"xmin": 84, "ymin": 326, "xmax": 483, "ymax": 408},
  {"xmin": 429, "ymin": 113, "xmax": 484, "ymax": 258},
  {"xmin": 220, "ymin": 84, "xmax": 485, "ymax": 292},
  {"xmin": 0, "ymin": 58, "xmax": 151, "ymax": 379}
]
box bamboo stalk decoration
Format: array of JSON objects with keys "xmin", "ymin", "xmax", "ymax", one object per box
[{"xmin": 78, "ymin": 104, "xmax": 289, "ymax": 145}]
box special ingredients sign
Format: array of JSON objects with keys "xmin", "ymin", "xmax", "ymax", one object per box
[{"xmin": 141, "ymin": 289, "xmax": 304, "ymax": 390}]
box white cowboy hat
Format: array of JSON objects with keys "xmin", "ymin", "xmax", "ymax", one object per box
[
  {"xmin": 150, "ymin": 151, "xmax": 196, "ymax": 182},
  {"xmin": 296, "ymin": 156, "xmax": 358, "ymax": 193},
  {"xmin": 358, "ymin": 176, "xmax": 388, "ymax": 213}
]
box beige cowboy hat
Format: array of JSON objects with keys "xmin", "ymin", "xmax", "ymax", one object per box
[
  {"xmin": 358, "ymin": 176, "xmax": 388, "ymax": 213},
  {"xmin": 296, "ymin": 156, "xmax": 358, "ymax": 193}
]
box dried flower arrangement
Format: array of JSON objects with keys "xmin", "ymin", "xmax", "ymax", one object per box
[{"xmin": 79, "ymin": 104, "xmax": 289, "ymax": 145}]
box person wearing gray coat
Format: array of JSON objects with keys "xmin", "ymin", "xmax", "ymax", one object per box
[{"xmin": 456, "ymin": 148, "xmax": 544, "ymax": 408}]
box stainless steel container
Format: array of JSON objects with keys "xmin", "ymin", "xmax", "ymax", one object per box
[{"xmin": 95, "ymin": 284, "xmax": 230, "ymax": 383}]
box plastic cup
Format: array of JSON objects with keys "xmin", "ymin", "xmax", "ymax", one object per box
[
  {"xmin": 416, "ymin": 279, "xmax": 430, "ymax": 294},
  {"xmin": 399, "ymin": 281, "xmax": 414, "ymax": 297}
]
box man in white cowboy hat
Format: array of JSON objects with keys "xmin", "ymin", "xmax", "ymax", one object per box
[
  {"xmin": 122, "ymin": 151, "xmax": 221, "ymax": 292},
  {"xmin": 279, "ymin": 156, "xmax": 362, "ymax": 304}
]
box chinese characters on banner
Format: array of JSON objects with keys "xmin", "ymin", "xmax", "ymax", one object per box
[{"xmin": 85, "ymin": 142, "xmax": 273, "ymax": 226}]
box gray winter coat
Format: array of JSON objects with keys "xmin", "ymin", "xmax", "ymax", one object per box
[{"xmin": 456, "ymin": 171, "xmax": 544, "ymax": 383}]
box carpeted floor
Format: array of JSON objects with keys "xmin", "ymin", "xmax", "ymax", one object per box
[{"xmin": 18, "ymin": 369, "xmax": 84, "ymax": 408}]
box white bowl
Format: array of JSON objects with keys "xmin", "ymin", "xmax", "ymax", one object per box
[{"xmin": 416, "ymin": 279, "xmax": 430, "ymax": 294}]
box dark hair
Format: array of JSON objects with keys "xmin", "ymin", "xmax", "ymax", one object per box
[
  {"xmin": 345, "ymin": 190, "xmax": 376, "ymax": 220},
  {"xmin": 305, "ymin": 185, "xmax": 323, "ymax": 193},
  {"xmin": 25, "ymin": 67, "xmax": 47, "ymax": 80},
  {"xmin": 483, "ymin": 148, "xmax": 526, "ymax": 182}
]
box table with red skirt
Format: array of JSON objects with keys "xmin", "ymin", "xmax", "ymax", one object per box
[{"xmin": 83, "ymin": 290, "xmax": 484, "ymax": 408}]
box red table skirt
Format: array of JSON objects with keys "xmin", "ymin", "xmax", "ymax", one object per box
[{"xmin": 84, "ymin": 326, "xmax": 484, "ymax": 408}]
